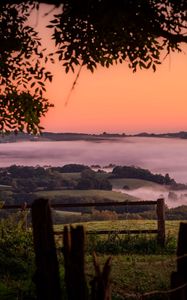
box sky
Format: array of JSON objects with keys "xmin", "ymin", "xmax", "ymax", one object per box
[{"xmin": 34, "ymin": 6, "xmax": 187, "ymax": 134}]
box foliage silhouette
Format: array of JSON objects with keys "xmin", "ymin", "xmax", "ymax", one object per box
[{"xmin": 0, "ymin": 0, "xmax": 187, "ymax": 132}]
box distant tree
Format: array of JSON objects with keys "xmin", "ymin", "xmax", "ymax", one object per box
[
  {"xmin": 77, "ymin": 168, "xmax": 112, "ymax": 190},
  {"xmin": 0, "ymin": 0, "xmax": 187, "ymax": 132},
  {"xmin": 164, "ymin": 173, "xmax": 175, "ymax": 185},
  {"xmin": 60, "ymin": 164, "xmax": 90, "ymax": 173},
  {"xmin": 112, "ymin": 165, "xmax": 176, "ymax": 185},
  {"xmin": 13, "ymin": 178, "xmax": 38, "ymax": 192}
]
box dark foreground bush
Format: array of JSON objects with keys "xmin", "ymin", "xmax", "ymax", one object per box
[{"xmin": 0, "ymin": 213, "xmax": 36, "ymax": 300}]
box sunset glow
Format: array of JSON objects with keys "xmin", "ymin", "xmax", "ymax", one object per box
[{"xmin": 36, "ymin": 7, "xmax": 187, "ymax": 134}]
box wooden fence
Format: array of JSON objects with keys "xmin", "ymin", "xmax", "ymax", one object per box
[
  {"xmin": 31, "ymin": 199, "xmax": 186, "ymax": 300},
  {"xmin": 170, "ymin": 222, "xmax": 187, "ymax": 300},
  {"xmin": 1, "ymin": 197, "xmax": 165, "ymax": 246},
  {"xmin": 1, "ymin": 198, "xmax": 187, "ymax": 299},
  {"xmin": 30, "ymin": 199, "xmax": 187, "ymax": 300},
  {"xmin": 31, "ymin": 198, "xmax": 112, "ymax": 300}
]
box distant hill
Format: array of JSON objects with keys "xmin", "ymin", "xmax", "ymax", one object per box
[
  {"xmin": 133, "ymin": 131, "xmax": 187, "ymax": 139},
  {"xmin": 1, "ymin": 130, "xmax": 187, "ymax": 143},
  {"xmin": 0, "ymin": 132, "xmax": 124, "ymax": 143},
  {"xmin": 110, "ymin": 165, "xmax": 175, "ymax": 185}
]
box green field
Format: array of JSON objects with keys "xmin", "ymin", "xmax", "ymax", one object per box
[
  {"xmin": 109, "ymin": 178, "xmax": 168, "ymax": 190},
  {"xmin": 56, "ymin": 219, "xmax": 182, "ymax": 299},
  {"xmin": 0, "ymin": 211, "xmax": 185, "ymax": 299},
  {"xmin": 85, "ymin": 254, "xmax": 176, "ymax": 299},
  {"xmin": 83, "ymin": 219, "xmax": 180, "ymax": 236},
  {"xmin": 54, "ymin": 219, "xmax": 181, "ymax": 237},
  {"xmin": 35, "ymin": 189, "xmax": 139, "ymax": 201}
]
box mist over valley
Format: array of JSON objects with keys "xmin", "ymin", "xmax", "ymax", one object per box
[
  {"xmin": 0, "ymin": 136, "xmax": 187, "ymax": 181},
  {"xmin": 0, "ymin": 136, "xmax": 187, "ymax": 208}
]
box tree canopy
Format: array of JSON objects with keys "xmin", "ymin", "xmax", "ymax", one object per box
[{"xmin": 0, "ymin": 0, "xmax": 187, "ymax": 133}]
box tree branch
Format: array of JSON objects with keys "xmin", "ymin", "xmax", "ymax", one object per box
[
  {"xmin": 0, "ymin": 0, "xmax": 63, "ymax": 5},
  {"xmin": 158, "ymin": 29, "xmax": 187, "ymax": 44}
]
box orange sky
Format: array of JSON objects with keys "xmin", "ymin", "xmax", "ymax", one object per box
[{"xmin": 35, "ymin": 6, "xmax": 187, "ymax": 134}]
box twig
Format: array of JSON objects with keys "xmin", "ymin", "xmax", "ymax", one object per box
[{"xmin": 64, "ymin": 63, "xmax": 83, "ymax": 107}]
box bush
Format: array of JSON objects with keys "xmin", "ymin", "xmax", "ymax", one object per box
[
  {"xmin": 60, "ymin": 164, "xmax": 90, "ymax": 173},
  {"xmin": 0, "ymin": 212, "xmax": 35, "ymax": 299}
]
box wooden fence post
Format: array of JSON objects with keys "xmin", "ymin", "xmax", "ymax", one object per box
[
  {"xmin": 91, "ymin": 253, "xmax": 112, "ymax": 300},
  {"xmin": 31, "ymin": 198, "xmax": 61, "ymax": 300},
  {"xmin": 156, "ymin": 198, "xmax": 165, "ymax": 246},
  {"xmin": 63, "ymin": 225, "xmax": 88, "ymax": 300},
  {"xmin": 63, "ymin": 225, "xmax": 112, "ymax": 300},
  {"xmin": 170, "ymin": 222, "xmax": 187, "ymax": 300}
]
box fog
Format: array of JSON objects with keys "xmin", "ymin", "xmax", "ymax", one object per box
[
  {"xmin": 114, "ymin": 187, "xmax": 187, "ymax": 208},
  {"xmin": 1, "ymin": 137, "xmax": 187, "ymax": 207},
  {"xmin": 1, "ymin": 137, "xmax": 187, "ymax": 182}
]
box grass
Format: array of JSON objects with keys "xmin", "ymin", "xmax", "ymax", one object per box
[
  {"xmin": 56, "ymin": 217, "xmax": 180, "ymax": 298},
  {"xmin": 0, "ymin": 212, "xmax": 183, "ymax": 300},
  {"xmin": 57, "ymin": 219, "xmax": 178, "ymax": 299},
  {"xmin": 55, "ymin": 219, "xmax": 181, "ymax": 237},
  {"xmin": 109, "ymin": 178, "xmax": 168, "ymax": 190},
  {"xmin": 54, "ymin": 210, "xmax": 81, "ymax": 216},
  {"xmin": 35, "ymin": 189, "xmax": 139, "ymax": 202},
  {"xmin": 85, "ymin": 254, "xmax": 176, "ymax": 299},
  {"xmin": 73, "ymin": 219, "xmax": 181, "ymax": 298}
]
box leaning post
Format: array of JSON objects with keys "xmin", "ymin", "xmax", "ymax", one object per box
[
  {"xmin": 156, "ymin": 198, "xmax": 165, "ymax": 246},
  {"xmin": 63, "ymin": 225, "xmax": 88, "ymax": 300},
  {"xmin": 31, "ymin": 198, "xmax": 61, "ymax": 300},
  {"xmin": 170, "ymin": 222, "xmax": 187, "ymax": 300}
]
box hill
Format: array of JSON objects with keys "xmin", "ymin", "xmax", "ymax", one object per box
[
  {"xmin": 1, "ymin": 130, "xmax": 187, "ymax": 143},
  {"xmin": 109, "ymin": 178, "xmax": 168, "ymax": 190},
  {"xmin": 110, "ymin": 165, "xmax": 175, "ymax": 185}
]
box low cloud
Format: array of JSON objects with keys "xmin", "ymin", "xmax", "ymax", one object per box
[
  {"xmin": 114, "ymin": 187, "xmax": 187, "ymax": 208},
  {"xmin": 0, "ymin": 137, "xmax": 187, "ymax": 184}
]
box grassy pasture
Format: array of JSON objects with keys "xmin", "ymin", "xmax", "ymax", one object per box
[
  {"xmin": 85, "ymin": 254, "xmax": 176, "ymax": 299},
  {"xmin": 54, "ymin": 210, "xmax": 81, "ymax": 216},
  {"xmin": 109, "ymin": 178, "xmax": 168, "ymax": 190},
  {"xmin": 54, "ymin": 219, "xmax": 181, "ymax": 238},
  {"xmin": 0, "ymin": 211, "xmax": 184, "ymax": 299},
  {"xmin": 56, "ymin": 219, "xmax": 181, "ymax": 299},
  {"xmin": 35, "ymin": 189, "xmax": 139, "ymax": 202}
]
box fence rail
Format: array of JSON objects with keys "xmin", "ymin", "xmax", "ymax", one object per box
[
  {"xmin": 1, "ymin": 197, "xmax": 165, "ymax": 246},
  {"xmin": 1, "ymin": 199, "xmax": 157, "ymax": 209},
  {"xmin": 1, "ymin": 197, "xmax": 186, "ymax": 299},
  {"xmin": 54, "ymin": 229, "xmax": 158, "ymax": 235},
  {"xmin": 29, "ymin": 199, "xmax": 187, "ymax": 300}
]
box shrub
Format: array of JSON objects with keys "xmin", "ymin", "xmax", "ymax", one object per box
[{"xmin": 0, "ymin": 212, "xmax": 35, "ymax": 299}]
